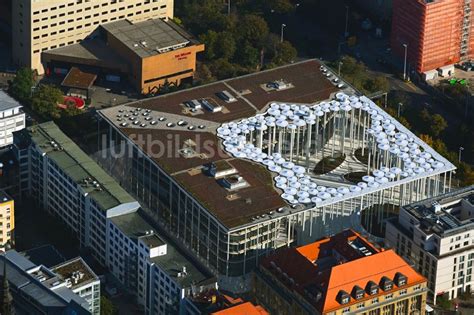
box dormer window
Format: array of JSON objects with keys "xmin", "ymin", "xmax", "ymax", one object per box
[
  {"xmin": 337, "ymin": 290, "xmax": 351, "ymax": 305},
  {"xmin": 379, "ymin": 276, "xmax": 394, "ymax": 291},
  {"xmin": 394, "ymin": 272, "xmax": 408, "ymax": 287},
  {"xmin": 351, "ymin": 285, "xmax": 365, "ymax": 300},
  {"xmin": 365, "ymin": 281, "xmax": 379, "ymax": 295}
]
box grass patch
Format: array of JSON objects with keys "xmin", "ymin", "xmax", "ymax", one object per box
[{"xmin": 313, "ymin": 153, "xmax": 346, "ymax": 175}]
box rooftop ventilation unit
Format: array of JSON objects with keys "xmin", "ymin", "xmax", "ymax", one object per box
[
  {"xmin": 179, "ymin": 147, "xmax": 197, "ymax": 159},
  {"xmin": 220, "ymin": 175, "xmax": 249, "ymax": 191},
  {"xmin": 217, "ymin": 90, "xmax": 237, "ymax": 103},
  {"xmin": 432, "ymin": 202, "xmax": 443, "ymax": 214}
]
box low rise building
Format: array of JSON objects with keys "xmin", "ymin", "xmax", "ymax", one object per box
[
  {"xmin": 42, "ymin": 18, "xmax": 204, "ymax": 95},
  {"xmin": 386, "ymin": 185, "xmax": 474, "ymax": 303},
  {"xmin": 0, "ymin": 250, "xmax": 92, "ymax": 314},
  {"xmin": 0, "ymin": 190, "xmax": 14, "ymax": 249},
  {"xmin": 254, "ymin": 229, "xmax": 428, "ymax": 315},
  {"xmin": 52, "ymin": 257, "xmax": 101, "ymax": 315},
  {"xmin": 0, "ymin": 91, "xmax": 25, "ymax": 148}
]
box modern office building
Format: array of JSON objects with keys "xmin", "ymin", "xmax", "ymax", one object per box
[
  {"xmin": 42, "ymin": 18, "xmax": 204, "ymax": 95},
  {"xmin": 11, "ymin": 0, "xmax": 174, "ymax": 74},
  {"xmin": 253, "ymin": 229, "xmax": 428, "ymax": 315},
  {"xmin": 0, "ymin": 90, "xmax": 25, "ymax": 148},
  {"xmin": 14, "ymin": 121, "xmax": 217, "ymax": 314},
  {"xmin": 0, "ymin": 250, "xmax": 92, "ymax": 314},
  {"xmin": 0, "ymin": 191, "xmax": 15, "ymax": 250},
  {"xmin": 96, "ymin": 60, "xmax": 455, "ymax": 290},
  {"xmin": 391, "ymin": 0, "xmax": 473, "ymax": 75},
  {"xmin": 52, "ymin": 257, "xmax": 101, "ymax": 315},
  {"xmin": 386, "ymin": 185, "xmax": 474, "ymax": 304}
]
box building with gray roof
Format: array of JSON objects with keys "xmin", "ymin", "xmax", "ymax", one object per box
[
  {"xmin": 109, "ymin": 210, "xmax": 217, "ymax": 315},
  {"xmin": 386, "ymin": 186, "xmax": 474, "ymax": 303},
  {"xmin": 0, "ymin": 91, "xmax": 25, "ymax": 147},
  {"xmin": 0, "ymin": 250, "xmax": 91, "ymax": 314},
  {"xmin": 14, "ymin": 122, "xmax": 217, "ymax": 314},
  {"xmin": 14, "ymin": 121, "xmax": 140, "ymax": 267}
]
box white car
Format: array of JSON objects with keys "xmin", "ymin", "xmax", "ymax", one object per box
[
  {"xmin": 337, "ymin": 83, "xmax": 345, "ymax": 88},
  {"xmin": 333, "ymin": 78, "xmax": 340, "ymax": 83}
]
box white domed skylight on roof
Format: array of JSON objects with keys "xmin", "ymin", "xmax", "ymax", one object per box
[{"xmin": 216, "ymin": 92, "xmax": 454, "ymax": 207}]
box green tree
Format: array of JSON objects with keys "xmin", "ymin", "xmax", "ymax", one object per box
[
  {"xmin": 363, "ymin": 76, "xmax": 389, "ymax": 93},
  {"xmin": 340, "ymin": 56, "xmax": 365, "ymax": 77},
  {"xmin": 238, "ymin": 14, "xmax": 269, "ymax": 47},
  {"xmin": 272, "ymin": 41, "xmax": 297, "ymax": 65},
  {"xmin": 199, "ymin": 30, "xmax": 219, "ymax": 60},
  {"xmin": 100, "ymin": 296, "xmax": 117, "ymax": 315},
  {"xmin": 10, "ymin": 68, "xmax": 35, "ymax": 103},
  {"xmin": 31, "ymin": 84, "xmax": 63, "ymax": 119},
  {"xmin": 215, "ymin": 31, "xmax": 236, "ymax": 60},
  {"xmin": 235, "ymin": 41, "xmax": 260, "ymax": 68},
  {"xmin": 263, "ymin": 0, "xmax": 294, "ymax": 14},
  {"xmin": 196, "ymin": 63, "xmax": 215, "ymax": 83},
  {"xmin": 429, "ymin": 114, "xmax": 448, "ymax": 137},
  {"xmin": 210, "ymin": 58, "xmax": 237, "ymax": 80}
]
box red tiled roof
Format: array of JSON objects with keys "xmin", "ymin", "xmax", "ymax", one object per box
[
  {"xmin": 211, "ymin": 302, "xmax": 269, "ymax": 315},
  {"xmin": 260, "ymin": 230, "xmax": 427, "ymax": 314},
  {"xmin": 322, "ymin": 250, "xmax": 426, "ymax": 312}
]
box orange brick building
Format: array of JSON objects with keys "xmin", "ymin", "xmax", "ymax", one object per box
[
  {"xmin": 253, "ymin": 230, "xmax": 428, "ymax": 315},
  {"xmin": 42, "ymin": 18, "xmax": 204, "ymax": 95},
  {"xmin": 391, "ymin": 0, "xmax": 473, "ymax": 74}
]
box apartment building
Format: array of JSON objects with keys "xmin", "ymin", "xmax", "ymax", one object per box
[
  {"xmin": 13, "ymin": 122, "xmax": 217, "ymax": 314},
  {"xmin": 52, "ymin": 257, "xmax": 101, "ymax": 314},
  {"xmin": 0, "ymin": 250, "xmax": 92, "ymax": 314},
  {"xmin": 0, "ymin": 191, "xmax": 14, "ymax": 249},
  {"xmin": 0, "ymin": 91, "xmax": 25, "ymax": 148},
  {"xmin": 109, "ymin": 210, "xmax": 217, "ymax": 315},
  {"xmin": 386, "ymin": 186, "xmax": 474, "ymax": 304},
  {"xmin": 391, "ymin": 0, "xmax": 474, "ymax": 75},
  {"xmin": 253, "ymin": 230, "xmax": 428, "ymax": 315},
  {"xmin": 12, "ymin": 0, "xmax": 174, "ymax": 74}
]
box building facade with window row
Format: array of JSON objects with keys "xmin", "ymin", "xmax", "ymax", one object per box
[
  {"xmin": 386, "ymin": 185, "xmax": 474, "ymax": 304},
  {"xmin": 12, "ymin": 0, "xmax": 174, "ymax": 74},
  {"xmin": 13, "ymin": 121, "xmax": 216, "ymax": 314},
  {"xmin": 253, "ymin": 230, "xmax": 428, "ymax": 315}
]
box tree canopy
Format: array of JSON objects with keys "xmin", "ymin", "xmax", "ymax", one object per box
[
  {"xmin": 10, "ymin": 68, "xmax": 35, "ymax": 103},
  {"xmin": 31, "ymin": 84, "xmax": 63, "ymax": 120},
  {"xmin": 177, "ymin": 0, "xmax": 298, "ymax": 81}
]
